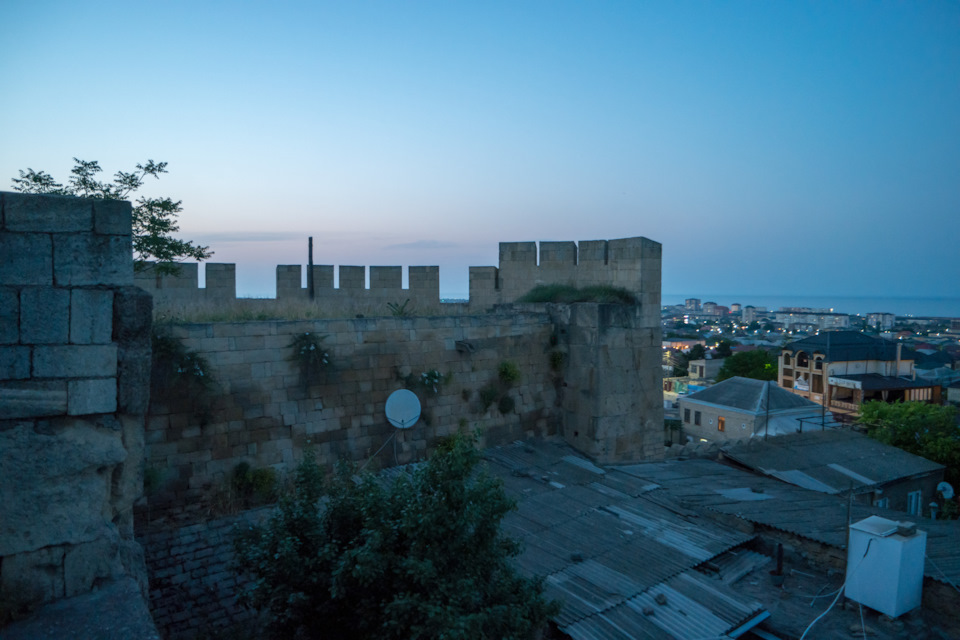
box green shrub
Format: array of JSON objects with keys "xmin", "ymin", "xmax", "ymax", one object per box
[
  {"xmin": 289, "ymin": 332, "xmax": 330, "ymax": 386},
  {"xmin": 480, "ymin": 384, "xmax": 500, "ymax": 411},
  {"xmin": 151, "ymin": 329, "xmax": 217, "ymax": 423},
  {"xmin": 518, "ymin": 284, "xmax": 637, "ymax": 304},
  {"xmin": 233, "ymin": 434, "xmax": 558, "ymax": 639},
  {"xmin": 498, "ymin": 361, "xmax": 521, "ymax": 386},
  {"xmin": 549, "ymin": 350, "xmax": 566, "ymax": 372},
  {"xmin": 498, "ymin": 395, "xmax": 516, "ymax": 415}
]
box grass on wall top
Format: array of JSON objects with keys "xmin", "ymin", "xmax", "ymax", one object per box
[{"xmin": 517, "ymin": 284, "xmax": 637, "ymax": 305}]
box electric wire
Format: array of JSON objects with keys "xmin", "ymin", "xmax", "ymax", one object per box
[
  {"xmin": 361, "ymin": 430, "xmax": 397, "ymax": 471},
  {"xmin": 799, "ymin": 539, "xmax": 874, "ymax": 640},
  {"xmin": 925, "ymin": 552, "xmax": 960, "ymax": 595}
]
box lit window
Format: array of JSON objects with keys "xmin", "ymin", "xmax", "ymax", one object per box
[{"xmin": 718, "ymin": 417, "xmax": 725, "ymax": 432}]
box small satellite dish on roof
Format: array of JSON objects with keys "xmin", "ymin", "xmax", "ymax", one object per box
[
  {"xmin": 385, "ymin": 389, "xmax": 421, "ymax": 429},
  {"xmin": 937, "ymin": 482, "xmax": 954, "ymax": 500}
]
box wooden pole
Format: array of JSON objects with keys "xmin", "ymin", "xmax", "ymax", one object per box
[{"xmin": 308, "ymin": 236, "xmax": 314, "ymax": 300}]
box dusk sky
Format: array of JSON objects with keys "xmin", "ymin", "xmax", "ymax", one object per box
[{"xmin": 3, "ymin": 1, "xmax": 958, "ymax": 303}]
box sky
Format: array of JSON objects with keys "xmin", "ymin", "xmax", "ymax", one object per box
[{"xmin": 2, "ymin": 1, "xmax": 958, "ymax": 302}]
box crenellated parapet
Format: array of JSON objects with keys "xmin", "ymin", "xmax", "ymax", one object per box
[
  {"xmin": 470, "ymin": 237, "xmax": 661, "ymax": 323},
  {"xmin": 138, "ymin": 236, "xmax": 660, "ymax": 319}
]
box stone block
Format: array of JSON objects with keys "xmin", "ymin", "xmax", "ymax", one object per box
[
  {"xmin": 113, "ymin": 286, "xmax": 153, "ymax": 344},
  {"xmin": 68, "ymin": 377, "xmax": 118, "ymax": 415},
  {"xmin": 70, "ymin": 289, "xmax": 114, "ymax": 344},
  {"xmin": 63, "ymin": 537, "xmax": 123, "ymax": 597},
  {"xmin": 53, "ymin": 233, "xmax": 133, "ymax": 286},
  {"xmin": 0, "ymin": 380, "xmax": 67, "ymax": 418},
  {"xmin": 117, "ymin": 344, "xmax": 151, "ymax": 414},
  {"xmin": 0, "ymin": 346, "xmax": 30, "ymax": 380},
  {"xmin": 0, "ymin": 288, "xmax": 18, "ymax": 344},
  {"xmin": 0, "ymin": 545, "xmax": 66, "ymax": 603},
  {"xmin": 3, "ymin": 191, "xmax": 93, "ymax": 233},
  {"xmin": 33, "ymin": 344, "xmax": 118, "ymax": 378},
  {"xmin": 0, "ymin": 232, "xmax": 53, "ymax": 285},
  {"xmin": 93, "ymin": 198, "xmax": 132, "ymax": 235},
  {"xmin": 20, "ymin": 287, "xmax": 70, "ymax": 344}
]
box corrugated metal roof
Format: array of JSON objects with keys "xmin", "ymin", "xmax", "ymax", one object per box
[
  {"xmin": 722, "ymin": 429, "xmax": 943, "ymax": 494},
  {"xmin": 483, "ymin": 440, "xmax": 769, "ymax": 639},
  {"xmin": 616, "ymin": 457, "xmax": 960, "ymax": 587}
]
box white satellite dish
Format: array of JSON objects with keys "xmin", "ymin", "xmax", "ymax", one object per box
[
  {"xmin": 937, "ymin": 482, "xmax": 954, "ymax": 500},
  {"xmin": 385, "ymin": 389, "xmax": 421, "ymax": 430}
]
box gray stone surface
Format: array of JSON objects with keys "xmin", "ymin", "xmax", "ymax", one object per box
[
  {"xmin": 1, "ymin": 577, "xmax": 161, "ymax": 640},
  {"xmin": 2, "ymin": 191, "xmax": 94, "ymax": 233},
  {"xmin": 68, "ymin": 377, "xmax": 118, "ymax": 415},
  {"xmin": 0, "ymin": 381, "xmax": 68, "ymax": 419},
  {"xmin": 0, "ymin": 346, "xmax": 30, "ymax": 380},
  {"xmin": 53, "ymin": 233, "xmax": 133, "ymax": 286},
  {"xmin": 32, "ymin": 344, "xmax": 118, "ymax": 378},
  {"xmin": 0, "ymin": 417, "xmax": 127, "ymax": 556},
  {"xmin": 70, "ymin": 289, "xmax": 114, "ymax": 344},
  {"xmin": 20, "ymin": 287, "xmax": 70, "ymax": 344},
  {"xmin": 0, "ymin": 287, "xmax": 18, "ymax": 344},
  {"xmin": 93, "ymin": 198, "xmax": 132, "ymax": 236},
  {"xmin": 0, "ymin": 232, "xmax": 53, "ymax": 285}
]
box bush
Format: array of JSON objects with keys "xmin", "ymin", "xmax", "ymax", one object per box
[
  {"xmin": 518, "ymin": 284, "xmax": 637, "ymax": 304},
  {"xmin": 498, "ymin": 361, "xmax": 521, "ymax": 386},
  {"xmin": 498, "ymin": 395, "xmax": 516, "ymax": 415},
  {"xmin": 233, "ymin": 434, "xmax": 558, "ymax": 639}
]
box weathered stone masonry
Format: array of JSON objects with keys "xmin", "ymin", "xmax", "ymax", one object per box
[{"xmin": 0, "ymin": 191, "xmax": 152, "ymax": 612}]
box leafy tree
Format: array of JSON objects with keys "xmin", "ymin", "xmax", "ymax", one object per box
[
  {"xmin": 11, "ymin": 158, "xmax": 211, "ymax": 274},
  {"xmin": 687, "ymin": 344, "xmax": 706, "ymax": 361},
  {"xmin": 860, "ymin": 401, "xmax": 960, "ymax": 490},
  {"xmin": 715, "ymin": 340, "xmax": 735, "ymax": 358},
  {"xmin": 716, "ymin": 349, "xmax": 778, "ymax": 382},
  {"xmin": 233, "ymin": 433, "xmax": 559, "ymax": 639}
]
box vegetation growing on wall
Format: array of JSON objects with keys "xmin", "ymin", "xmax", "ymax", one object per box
[
  {"xmin": 289, "ymin": 332, "xmax": 330, "ymax": 386},
  {"xmin": 518, "ymin": 284, "xmax": 637, "ymax": 304},
  {"xmin": 387, "ymin": 299, "xmax": 415, "ymax": 316},
  {"xmin": 233, "ymin": 433, "xmax": 558, "ymax": 639},
  {"xmin": 151, "ymin": 329, "xmax": 217, "ymax": 423}
]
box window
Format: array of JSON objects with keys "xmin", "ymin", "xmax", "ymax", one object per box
[
  {"xmin": 796, "ymin": 351, "xmax": 808, "ymax": 367},
  {"xmin": 694, "ymin": 411, "xmax": 701, "ymax": 426},
  {"xmin": 783, "ymin": 353, "xmax": 791, "ymax": 366},
  {"xmin": 684, "ymin": 408, "xmax": 690, "ymax": 423},
  {"xmin": 718, "ymin": 417, "xmax": 725, "ymax": 432},
  {"xmin": 814, "ymin": 356, "xmax": 823, "ymax": 371},
  {"xmin": 907, "ymin": 490, "xmax": 922, "ymax": 516},
  {"xmin": 874, "ymin": 497, "xmax": 889, "ymax": 509}
]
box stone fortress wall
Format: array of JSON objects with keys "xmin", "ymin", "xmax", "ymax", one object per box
[
  {"xmin": 0, "ymin": 192, "xmax": 154, "ymax": 619},
  {"xmin": 135, "ymin": 236, "xmax": 661, "ymax": 317}
]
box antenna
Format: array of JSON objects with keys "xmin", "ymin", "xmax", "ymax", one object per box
[{"xmin": 385, "ymin": 389, "xmax": 421, "ymax": 430}]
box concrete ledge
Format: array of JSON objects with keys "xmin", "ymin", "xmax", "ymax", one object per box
[{"xmin": 1, "ymin": 577, "xmax": 160, "ymax": 640}]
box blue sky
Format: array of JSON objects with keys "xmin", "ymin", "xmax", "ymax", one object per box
[{"xmin": 3, "ymin": 1, "xmax": 958, "ymax": 300}]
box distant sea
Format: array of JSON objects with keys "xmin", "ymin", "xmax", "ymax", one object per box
[{"xmin": 661, "ymin": 295, "xmax": 960, "ymax": 318}]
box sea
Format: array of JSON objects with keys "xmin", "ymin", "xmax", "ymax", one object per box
[{"xmin": 660, "ymin": 295, "xmax": 960, "ymax": 319}]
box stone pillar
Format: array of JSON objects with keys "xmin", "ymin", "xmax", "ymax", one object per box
[
  {"xmin": 0, "ymin": 191, "xmax": 151, "ymax": 610},
  {"xmin": 551, "ymin": 302, "xmax": 663, "ymax": 464}
]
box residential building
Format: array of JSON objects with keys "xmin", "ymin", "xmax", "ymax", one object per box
[
  {"xmin": 679, "ymin": 376, "xmax": 827, "ymax": 443},
  {"xmin": 775, "ymin": 310, "xmax": 851, "ymax": 332},
  {"xmin": 866, "ymin": 312, "xmax": 896, "ymax": 331},
  {"xmin": 779, "ymin": 331, "xmax": 941, "ymax": 417},
  {"xmin": 687, "ymin": 357, "xmax": 724, "ymax": 381},
  {"xmin": 684, "ymin": 297, "xmax": 701, "ymax": 312}
]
